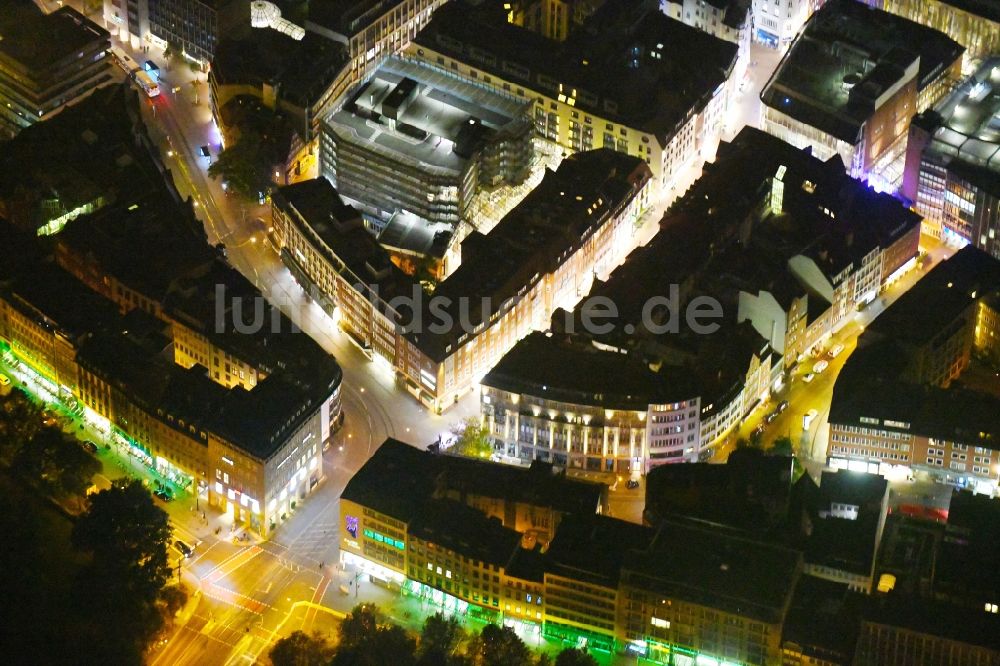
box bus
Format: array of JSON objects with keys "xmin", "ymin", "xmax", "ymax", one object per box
[
  {"xmin": 109, "ymin": 46, "xmax": 139, "ymax": 75},
  {"xmin": 133, "ymin": 69, "xmax": 160, "ymax": 98}
]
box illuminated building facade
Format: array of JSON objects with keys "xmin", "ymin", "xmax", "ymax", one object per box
[
  {"xmin": 750, "ymin": 0, "xmax": 812, "ymax": 49},
  {"xmin": 484, "ymin": 127, "xmax": 921, "ymax": 471},
  {"xmin": 341, "ymin": 446, "xmax": 802, "ymax": 666},
  {"xmin": 320, "ymin": 55, "xmax": 534, "ymax": 234},
  {"xmin": 407, "ymin": 0, "xmax": 738, "ymax": 192},
  {"xmin": 827, "ymin": 247, "xmax": 1000, "ymax": 494},
  {"xmin": 879, "ymin": 0, "xmax": 1000, "ymax": 65},
  {"xmin": 904, "ymin": 58, "xmax": 1000, "ymax": 247},
  {"xmin": 0, "ymin": 5, "xmax": 113, "ymax": 139},
  {"xmin": 274, "ymin": 149, "xmax": 650, "ymax": 412},
  {"xmin": 761, "ymin": 0, "xmax": 963, "ymax": 193}
]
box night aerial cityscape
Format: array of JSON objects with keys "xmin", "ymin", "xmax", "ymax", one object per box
[{"xmin": 5, "ymin": 0, "xmax": 1000, "ymax": 665}]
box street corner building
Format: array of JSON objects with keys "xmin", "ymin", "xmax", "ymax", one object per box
[
  {"xmin": 0, "ymin": 105, "xmax": 344, "ymax": 535},
  {"xmin": 338, "ymin": 438, "xmax": 803, "ymax": 665},
  {"xmin": 480, "ymin": 126, "xmax": 922, "ymax": 474}
]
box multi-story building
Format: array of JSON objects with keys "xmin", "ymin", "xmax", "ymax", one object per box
[
  {"xmin": 506, "ymin": 0, "xmax": 609, "ymax": 42},
  {"xmin": 340, "ymin": 438, "xmax": 803, "ymax": 665},
  {"xmin": 661, "ymin": 0, "xmax": 751, "ymax": 88},
  {"xmin": 407, "ymin": 0, "xmax": 738, "ymax": 192},
  {"xmin": 828, "ymin": 246, "xmax": 1000, "ymax": 494},
  {"xmin": 751, "ymin": 0, "xmax": 812, "ymax": 48},
  {"xmin": 904, "ymin": 58, "xmax": 1000, "ymax": 246},
  {"xmin": 338, "ymin": 437, "xmax": 605, "ymax": 585},
  {"xmin": 208, "ymin": 23, "xmax": 348, "ymax": 147},
  {"xmin": 321, "ymin": 55, "xmax": 534, "ymax": 235},
  {"xmin": 0, "ymin": 4, "xmax": 113, "ymax": 139},
  {"xmin": 803, "ymin": 470, "xmax": 890, "ymax": 593},
  {"xmin": 0, "ymin": 84, "xmax": 181, "ymax": 236},
  {"xmin": 103, "ymin": 0, "xmax": 250, "ymax": 64},
  {"xmin": 878, "ymin": 0, "xmax": 1000, "ymax": 65},
  {"xmin": 761, "ymin": 0, "xmax": 964, "ymax": 193},
  {"xmin": 0, "ymin": 263, "xmax": 120, "ymax": 398},
  {"xmin": 855, "ymin": 596, "xmax": 1000, "ymax": 665},
  {"xmin": 484, "ymin": 127, "xmax": 921, "ymax": 469},
  {"xmin": 273, "ymin": 148, "xmax": 651, "ymax": 412}
]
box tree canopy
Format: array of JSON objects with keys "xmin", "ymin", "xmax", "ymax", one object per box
[{"xmin": 451, "ymin": 418, "xmax": 493, "ymax": 459}]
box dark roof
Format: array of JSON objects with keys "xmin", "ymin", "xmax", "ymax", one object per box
[
  {"xmin": 761, "ymin": 0, "xmax": 963, "ymax": 144},
  {"xmin": 0, "ymin": 84, "xmax": 176, "ymax": 233},
  {"xmin": 806, "ymin": 513, "xmax": 881, "ymax": 576},
  {"xmin": 411, "ymin": 148, "xmax": 650, "ymax": 361},
  {"xmin": 306, "ymin": 0, "xmax": 411, "ymax": 37},
  {"xmin": 782, "ymin": 576, "xmax": 862, "ymax": 662},
  {"xmin": 622, "ymin": 518, "xmax": 803, "ymax": 623},
  {"xmin": 934, "ymin": 490, "xmax": 1000, "ymax": 604},
  {"xmin": 643, "ymin": 448, "xmax": 796, "ymax": 535},
  {"xmin": 273, "ymin": 178, "xmax": 418, "ymax": 302},
  {"xmin": 211, "ymin": 30, "xmax": 347, "ymax": 108},
  {"xmin": 412, "ymin": 0, "xmax": 737, "ymax": 143},
  {"xmin": 1, "ymin": 263, "xmax": 121, "ymax": 343},
  {"xmin": 342, "ymin": 438, "xmax": 605, "ymax": 522},
  {"xmin": 409, "ymin": 499, "xmax": 522, "ymax": 567},
  {"xmin": 438, "ymin": 455, "xmax": 605, "ymax": 517},
  {"xmin": 76, "ymin": 323, "xmax": 342, "ymax": 460},
  {"xmin": 862, "ymin": 594, "xmax": 1000, "ymax": 652},
  {"xmin": 482, "ymin": 332, "xmax": 682, "ymax": 410},
  {"xmin": 341, "ymin": 438, "xmax": 439, "ymax": 522},
  {"xmin": 830, "ymin": 340, "xmax": 1000, "ymax": 448},
  {"xmin": 544, "ymin": 513, "xmax": 655, "ymax": 589},
  {"xmin": 0, "ymin": 3, "xmax": 109, "ymax": 66},
  {"xmin": 818, "ymin": 470, "xmax": 888, "ymax": 508}
]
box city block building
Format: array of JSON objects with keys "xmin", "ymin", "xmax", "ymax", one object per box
[
  {"xmin": 483, "ymin": 127, "xmax": 921, "ymax": 470},
  {"xmin": 339, "ymin": 438, "xmax": 803, "ymax": 665},
  {"xmin": 406, "ymin": 0, "xmax": 739, "ymax": 192},
  {"xmin": 272, "ymin": 148, "xmax": 651, "ymax": 413},
  {"xmin": 661, "ymin": 0, "xmax": 751, "ymax": 88},
  {"xmin": 903, "ymin": 57, "xmax": 1000, "ymax": 247},
  {"xmin": 0, "ymin": 2, "xmax": 113, "ymax": 139},
  {"xmin": 320, "ymin": 55, "xmax": 534, "ymax": 236},
  {"xmin": 761, "ymin": 0, "xmax": 964, "ymax": 193},
  {"xmin": 877, "ymin": 0, "xmax": 1000, "ymax": 65},
  {"xmin": 827, "ymin": 246, "xmax": 1000, "ymax": 494}
]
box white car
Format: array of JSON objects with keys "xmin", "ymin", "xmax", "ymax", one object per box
[
  {"xmin": 829, "ymin": 343, "xmax": 845, "ymax": 358},
  {"xmin": 802, "ymin": 373, "xmax": 815, "ymax": 384},
  {"xmin": 804, "ymin": 408, "xmax": 819, "ymax": 429},
  {"xmin": 813, "ymin": 360, "xmax": 829, "ymax": 374}
]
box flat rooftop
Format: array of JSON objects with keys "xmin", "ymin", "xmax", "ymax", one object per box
[
  {"xmin": 274, "ymin": 178, "xmax": 419, "ymax": 302},
  {"xmin": 761, "ymin": 0, "xmax": 963, "ymax": 144},
  {"xmin": 920, "ymin": 57, "xmax": 1000, "ymax": 188},
  {"xmin": 413, "ymin": 0, "xmax": 737, "ymax": 143},
  {"xmin": 0, "ymin": 3, "xmax": 108, "ymax": 66},
  {"xmin": 409, "ymin": 499, "xmax": 522, "ymax": 567},
  {"xmin": 413, "ymin": 148, "xmax": 647, "ymax": 361},
  {"xmin": 623, "ymin": 519, "xmax": 803, "ymax": 623},
  {"xmin": 482, "ymin": 332, "xmax": 677, "ymax": 411},
  {"xmin": 327, "ymin": 56, "xmax": 529, "ymax": 174}
]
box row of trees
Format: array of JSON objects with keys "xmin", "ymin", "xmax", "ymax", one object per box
[
  {"xmin": 0, "ymin": 388, "xmax": 101, "ymax": 502},
  {"xmin": 271, "ymin": 606, "xmax": 598, "ymax": 666}
]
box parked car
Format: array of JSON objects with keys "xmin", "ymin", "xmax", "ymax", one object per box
[
  {"xmin": 765, "ymin": 412, "xmax": 778, "ymax": 424},
  {"xmin": 813, "ymin": 360, "xmax": 829, "ymax": 374},
  {"xmin": 81, "ymin": 440, "xmax": 99, "ymax": 454},
  {"xmin": 802, "ymin": 373, "xmax": 815, "ymax": 384},
  {"xmin": 154, "ymin": 488, "xmax": 173, "ymax": 502},
  {"xmin": 776, "ymin": 400, "xmax": 789, "ymax": 413},
  {"xmin": 829, "ymin": 343, "xmax": 845, "ymax": 358}
]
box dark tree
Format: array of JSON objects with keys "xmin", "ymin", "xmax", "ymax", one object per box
[
  {"xmin": 338, "ymin": 603, "xmax": 381, "ymax": 651},
  {"xmin": 470, "ymin": 624, "xmax": 531, "ymax": 666},
  {"xmin": 554, "ymin": 648, "xmax": 597, "ymax": 666},
  {"xmin": 767, "ymin": 436, "xmax": 794, "ymax": 457},
  {"xmin": 208, "ymin": 132, "xmax": 274, "ymax": 201},
  {"xmin": 0, "ymin": 388, "xmax": 42, "ymax": 463},
  {"xmin": 14, "ymin": 427, "xmax": 101, "ymax": 498},
  {"xmin": 270, "ymin": 630, "xmax": 334, "ymax": 666},
  {"xmin": 419, "ymin": 612, "xmax": 465, "ymax": 661}
]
